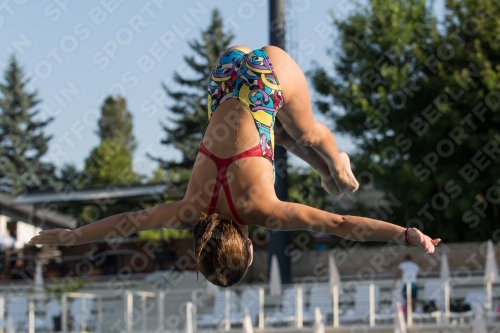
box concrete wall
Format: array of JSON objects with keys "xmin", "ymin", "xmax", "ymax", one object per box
[{"xmin": 246, "ymin": 242, "xmax": 496, "ymax": 283}]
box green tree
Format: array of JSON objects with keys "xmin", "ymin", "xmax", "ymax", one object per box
[
  {"xmin": 150, "ymin": 9, "xmax": 234, "ymax": 173},
  {"xmin": 138, "ymin": 228, "xmax": 191, "ymax": 241},
  {"xmin": 143, "ymin": 168, "xmax": 193, "ymax": 241},
  {"xmin": 288, "ymin": 166, "xmax": 325, "ymax": 209},
  {"xmin": 85, "ymin": 95, "xmax": 139, "ymax": 186},
  {"xmin": 311, "ymin": 0, "xmax": 500, "ymax": 242},
  {"xmin": 80, "ymin": 96, "xmax": 140, "ymax": 224},
  {"xmin": 148, "ymin": 166, "xmax": 191, "ymax": 183},
  {"xmin": 96, "ymin": 95, "xmax": 136, "ymax": 152},
  {"xmin": 84, "ymin": 139, "xmax": 137, "ymax": 186},
  {"xmin": 79, "ymin": 139, "xmax": 139, "ymax": 224},
  {"xmin": 57, "ymin": 163, "xmax": 89, "ymax": 189},
  {"xmin": 0, "ymin": 56, "xmax": 56, "ymax": 195}
]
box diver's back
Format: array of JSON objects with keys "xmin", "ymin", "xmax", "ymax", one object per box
[{"xmin": 185, "ymin": 99, "xmax": 275, "ymax": 224}]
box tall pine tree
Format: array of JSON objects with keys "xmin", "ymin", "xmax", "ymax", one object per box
[
  {"xmin": 150, "ymin": 9, "xmax": 234, "ymax": 171},
  {"xmin": 84, "ymin": 139, "xmax": 138, "ymax": 186},
  {"xmin": 0, "ymin": 56, "xmax": 56, "ymax": 195},
  {"xmin": 96, "ymin": 95, "xmax": 136, "ymax": 153},
  {"xmin": 57, "ymin": 163, "xmax": 89, "ymax": 189},
  {"xmin": 311, "ymin": 0, "xmax": 500, "ymax": 241},
  {"xmin": 80, "ymin": 96, "xmax": 140, "ymax": 224},
  {"xmin": 85, "ymin": 95, "xmax": 139, "ymax": 186}
]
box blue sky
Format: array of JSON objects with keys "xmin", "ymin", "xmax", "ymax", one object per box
[{"xmin": 0, "ymin": 0, "xmax": 443, "ymax": 176}]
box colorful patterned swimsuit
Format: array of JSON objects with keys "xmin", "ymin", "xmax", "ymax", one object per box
[{"xmin": 199, "ymin": 47, "xmax": 284, "ymax": 224}]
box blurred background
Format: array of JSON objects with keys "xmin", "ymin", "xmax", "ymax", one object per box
[{"xmin": 0, "ymin": 0, "xmax": 500, "ymax": 332}]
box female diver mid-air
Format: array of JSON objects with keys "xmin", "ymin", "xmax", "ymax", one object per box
[{"xmin": 29, "ymin": 46, "xmax": 441, "ymax": 287}]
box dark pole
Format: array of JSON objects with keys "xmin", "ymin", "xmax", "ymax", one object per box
[{"xmin": 268, "ymin": 0, "xmax": 292, "ymax": 285}]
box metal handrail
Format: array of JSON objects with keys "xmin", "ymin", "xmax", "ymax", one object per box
[
  {"xmin": 62, "ymin": 291, "xmax": 103, "ymax": 333},
  {"xmin": 0, "ymin": 277, "xmax": 496, "ymax": 332},
  {"xmin": 124, "ymin": 289, "xmax": 165, "ymax": 333}
]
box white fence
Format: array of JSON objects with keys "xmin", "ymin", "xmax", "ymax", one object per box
[
  {"xmin": 0, "ymin": 278, "xmax": 498, "ymax": 332},
  {"xmin": 192, "ymin": 278, "xmax": 500, "ymax": 330}
]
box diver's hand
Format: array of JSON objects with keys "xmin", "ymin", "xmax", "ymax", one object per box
[
  {"xmin": 28, "ymin": 229, "xmax": 76, "ymax": 246},
  {"xmin": 407, "ymin": 228, "xmax": 441, "ymax": 253}
]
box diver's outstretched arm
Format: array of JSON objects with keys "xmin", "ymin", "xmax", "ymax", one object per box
[
  {"xmin": 257, "ymin": 200, "xmax": 440, "ymax": 253},
  {"xmin": 28, "ymin": 200, "xmax": 194, "ymax": 246}
]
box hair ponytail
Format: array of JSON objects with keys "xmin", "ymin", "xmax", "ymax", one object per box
[{"xmin": 194, "ymin": 213, "xmax": 220, "ymax": 280}]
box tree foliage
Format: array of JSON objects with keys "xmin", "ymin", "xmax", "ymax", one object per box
[
  {"xmin": 84, "ymin": 95, "xmax": 139, "ymax": 186},
  {"xmin": 151, "ymin": 9, "xmax": 234, "ymax": 171},
  {"xmin": 57, "ymin": 163, "xmax": 89, "ymax": 189},
  {"xmin": 138, "ymin": 228, "xmax": 191, "ymax": 241},
  {"xmin": 0, "ymin": 56, "xmax": 56, "ymax": 195},
  {"xmin": 288, "ymin": 166, "xmax": 325, "ymax": 209},
  {"xmin": 148, "ymin": 166, "xmax": 191, "ymax": 183},
  {"xmin": 96, "ymin": 95, "xmax": 136, "ymax": 152},
  {"xmin": 84, "ymin": 139, "xmax": 138, "ymax": 186},
  {"xmin": 80, "ymin": 96, "xmax": 140, "ymax": 224},
  {"xmin": 311, "ymin": 0, "xmax": 500, "ymax": 242}
]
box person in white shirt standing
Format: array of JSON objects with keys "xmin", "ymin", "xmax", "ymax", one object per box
[{"xmin": 393, "ymin": 254, "xmax": 420, "ymax": 312}]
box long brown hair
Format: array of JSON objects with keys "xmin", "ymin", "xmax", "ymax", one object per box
[{"xmin": 194, "ymin": 213, "xmax": 249, "ymax": 287}]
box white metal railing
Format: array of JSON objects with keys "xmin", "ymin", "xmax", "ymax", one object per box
[
  {"xmin": 192, "ymin": 286, "xmax": 267, "ymax": 331},
  {"xmin": 0, "ymin": 288, "xmax": 178, "ymax": 333},
  {"xmin": 224, "ymin": 289, "xmax": 230, "ymax": 331},
  {"xmin": 445, "ymin": 280, "xmax": 450, "ymax": 324},
  {"xmin": 486, "ymin": 279, "xmax": 493, "ymax": 317},
  {"xmin": 295, "ymin": 285, "xmax": 303, "ymax": 328},
  {"xmin": 191, "ymin": 279, "xmax": 500, "ymax": 330},
  {"xmin": 406, "ymin": 281, "xmax": 413, "ymax": 326},
  {"xmin": 0, "ymin": 279, "xmax": 497, "ymax": 332},
  {"xmin": 0, "ymin": 291, "xmax": 118, "ymax": 333},
  {"xmin": 185, "ymin": 302, "xmax": 194, "ymax": 333},
  {"xmin": 332, "ymin": 283, "xmax": 339, "ymax": 327},
  {"xmin": 0, "ymin": 297, "xmax": 3, "ymax": 333},
  {"xmin": 191, "ymin": 283, "xmax": 362, "ymax": 330},
  {"xmin": 62, "ymin": 291, "xmax": 103, "ymax": 333},
  {"xmin": 258, "ymin": 287, "xmax": 265, "ymax": 329},
  {"xmin": 124, "ymin": 290, "xmax": 165, "ymax": 333},
  {"xmin": 369, "ymin": 283, "xmax": 375, "ymax": 326}
]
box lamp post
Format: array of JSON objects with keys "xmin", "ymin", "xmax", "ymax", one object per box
[{"xmin": 268, "ymin": 0, "xmax": 292, "ymax": 285}]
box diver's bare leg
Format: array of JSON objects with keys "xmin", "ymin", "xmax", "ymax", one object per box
[{"xmin": 264, "ymin": 45, "xmax": 359, "ymax": 193}]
